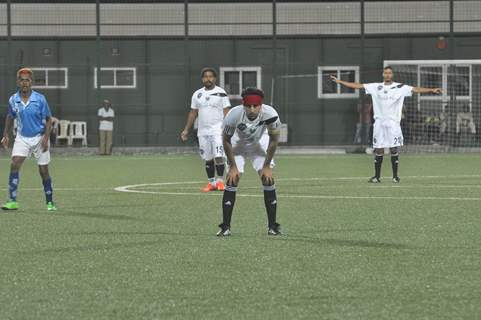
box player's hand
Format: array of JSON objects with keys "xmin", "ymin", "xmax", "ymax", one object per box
[
  {"xmin": 180, "ymin": 130, "xmax": 189, "ymax": 142},
  {"xmin": 330, "ymin": 75, "xmax": 340, "ymax": 83},
  {"xmin": 41, "ymin": 135, "xmax": 49, "ymax": 152},
  {"xmin": 1, "ymin": 135, "xmax": 9, "ymax": 149},
  {"xmin": 260, "ymin": 166, "xmax": 274, "ymax": 186},
  {"xmin": 432, "ymin": 88, "xmax": 442, "ymax": 94},
  {"xmin": 226, "ymin": 166, "xmax": 240, "ymax": 186}
]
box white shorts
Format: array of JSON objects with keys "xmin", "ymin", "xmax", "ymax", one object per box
[
  {"xmin": 232, "ymin": 134, "xmax": 275, "ymax": 173},
  {"xmin": 372, "ymin": 119, "xmax": 403, "ymax": 149},
  {"xmin": 12, "ymin": 135, "xmax": 51, "ymax": 165},
  {"xmin": 198, "ymin": 135, "xmax": 224, "ymax": 161}
]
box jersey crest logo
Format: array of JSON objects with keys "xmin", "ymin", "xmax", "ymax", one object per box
[
  {"xmin": 197, "ymin": 92, "xmax": 202, "ymax": 99},
  {"xmin": 237, "ymin": 123, "xmax": 247, "ymax": 131},
  {"xmin": 377, "ymin": 85, "xmax": 383, "ymax": 91}
]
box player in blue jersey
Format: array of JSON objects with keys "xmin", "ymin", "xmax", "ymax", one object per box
[{"xmin": 1, "ymin": 68, "xmax": 56, "ymax": 211}]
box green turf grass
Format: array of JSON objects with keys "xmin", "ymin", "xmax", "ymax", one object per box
[{"xmin": 1, "ymin": 154, "xmax": 480, "ymax": 319}]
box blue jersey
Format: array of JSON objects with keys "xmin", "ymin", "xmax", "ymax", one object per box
[{"xmin": 8, "ymin": 90, "xmax": 52, "ymax": 138}]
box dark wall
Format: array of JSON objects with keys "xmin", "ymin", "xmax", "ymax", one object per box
[{"xmin": 1, "ymin": 35, "xmax": 480, "ymax": 146}]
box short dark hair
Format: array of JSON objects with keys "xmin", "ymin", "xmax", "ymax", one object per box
[
  {"xmin": 384, "ymin": 66, "xmax": 393, "ymax": 71},
  {"xmin": 200, "ymin": 67, "xmax": 217, "ymax": 78},
  {"xmin": 241, "ymin": 87, "xmax": 264, "ymax": 98}
]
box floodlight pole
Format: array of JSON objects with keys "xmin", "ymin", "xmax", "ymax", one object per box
[
  {"xmin": 271, "ymin": 0, "xmax": 277, "ymax": 106},
  {"xmin": 360, "ymin": 0, "xmax": 366, "ymax": 108},
  {"xmin": 6, "ymin": 0, "xmax": 12, "ymax": 90},
  {"xmin": 449, "ymin": 0, "xmax": 454, "ymax": 59},
  {"xmin": 95, "ymin": 0, "xmax": 102, "ymax": 106}
]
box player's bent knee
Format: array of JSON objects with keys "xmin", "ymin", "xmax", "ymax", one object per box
[
  {"xmin": 10, "ymin": 158, "xmax": 24, "ymax": 170},
  {"xmin": 214, "ymin": 157, "xmax": 224, "ymax": 165},
  {"xmin": 261, "ymin": 176, "xmax": 275, "ymax": 186},
  {"xmin": 226, "ymin": 182, "xmax": 238, "ymax": 190}
]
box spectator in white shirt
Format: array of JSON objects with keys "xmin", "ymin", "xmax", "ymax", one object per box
[{"xmin": 98, "ymin": 100, "xmax": 114, "ymax": 155}]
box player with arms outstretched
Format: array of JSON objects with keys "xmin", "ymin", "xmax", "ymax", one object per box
[
  {"xmin": 181, "ymin": 68, "xmax": 230, "ymax": 192},
  {"xmin": 217, "ymin": 87, "xmax": 282, "ymax": 236},
  {"xmin": 331, "ymin": 66, "xmax": 441, "ymax": 182}
]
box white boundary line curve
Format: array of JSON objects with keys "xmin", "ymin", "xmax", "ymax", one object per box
[{"xmin": 114, "ymin": 175, "xmax": 481, "ymax": 201}]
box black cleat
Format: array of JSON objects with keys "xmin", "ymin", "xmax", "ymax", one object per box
[
  {"xmin": 268, "ymin": 223, "xmax": 282, "ymax": 236},
  {"xmin": 216, "ymin": 223, "xmax": 231, "ymax": 237},
  {"xmin": 392, "ymin": 176, "xmax": 400, "ymax": 183},
  {"xmin": 368, "ymin": 176, "xmax": 381, "ymax": 183}
]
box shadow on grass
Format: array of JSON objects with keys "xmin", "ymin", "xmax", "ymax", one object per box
[
  {"xmin": 19, "ymin": 230, "xmax": 415, "ymax": 256},
  {"xmin": 19, "ymin": 230, "xmax": 209, "ymax": 255},
  {"xmin": 19, "ymin": 239, "xmax": 167, "ymax": 255},
  {"xmin": 36, "ymin": 209, "xmax": 140, "ymax": 221},
  {"xmin": 282, "ymin": 235, "xmax": 414, "ymax": 249}
]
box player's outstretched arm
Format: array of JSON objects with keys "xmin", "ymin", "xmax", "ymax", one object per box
[
  {"xmin": 330, "ymin": 75, "xmax": 364, "ymax": 90},
  {"xmin": 1, "ymin": 115, "xmax": 13, "ymax": 149},
  {"xmin": 180, "ymin": 109, "xmax": 198, "ymax": 142},
  {"xmin": 412, "ymin": 87, "xmax": 442, "ymax": 94}
]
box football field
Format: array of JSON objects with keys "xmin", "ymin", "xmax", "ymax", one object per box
[{"xmin": 1, "ymin": 153, "xmax": 480, "ymax": 319}]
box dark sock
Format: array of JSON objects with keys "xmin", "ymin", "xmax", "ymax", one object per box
[
  {"xmin": 374, "ymin": 155, "xmax": 383, "ymax": 179},
  {"xmin": 391, "ymin": 155, "xmax": 399, "ymax": 178},
  {"xmin": 215, "ymin": 164, "xmax": 225, "ymax": 178},
  {"xmin": 42, "ymin": 177, "xmax": 53, "ymax": 203},
  {"xmin": 205, "ymin": 161, "xmax": 215, "ymax": 181},
  {"xmin": 222, "ymin": 186, "xmax": 237, "ymax": 227},
  {"xmin": 263, "ymin": 186, "xmax": 277, "ymax": 227},
  {"xmin": 8, "ymin": 172, "xmax": 19, "ymax": 201}
]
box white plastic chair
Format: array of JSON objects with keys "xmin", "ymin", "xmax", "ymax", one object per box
[
  {"xmin": 56, "ymin": 120, "xmax": 71, "ymax": 146},
  {"xmin": 70, "ymin": 121, "xmax": 88, "ymax": 146}
]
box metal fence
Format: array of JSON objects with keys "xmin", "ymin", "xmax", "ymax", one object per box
[{"xmin": 1, "ymin": 0, "xmax": 481, "ymax": 148}]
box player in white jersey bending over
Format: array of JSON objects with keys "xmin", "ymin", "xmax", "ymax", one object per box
[
  {"xmin": 181, "ymin": 68, "xmax": 231, "ymax": 192},
  {"xmin": 331, "ymin": 66, "xmax": 441, "ymax": 183},
  {"xmin": 217, "ymin": 88, "xmax": 282, "ymax": 236}
]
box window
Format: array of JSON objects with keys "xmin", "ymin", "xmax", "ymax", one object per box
[
  {"xmin": 31, "ymin": 68, "xmax": 68, "ymax": 89},
  {"xmin": 220, "ymin": 67, "xmax": 262, "ymax": 99},
  {"xmin": 318, "ymin": 66, "xmax": 359, "ymax": 98},
  {"xmin": 447, "ymin": 65, "xmax": 471, "ymax": 99},
  {"xmin": 418, "ymin": 64, "xmax": 472, "ymax": 101},
  {"xmin": 419, "ymin": 65, "xmax": 443, "ymax": 98},
  {"xmin": 385, "ymin": 60, "xmax": 476, "ymax": 112},
  {"xmin": 94, "ymin": 67, "xmax": 136, "ymax": 89}
]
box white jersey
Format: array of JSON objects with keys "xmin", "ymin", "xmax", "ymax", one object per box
[
  {"xmin": 98, "ymin": 107, "xmax": 115, "ymax": 131},
  {"xmin": 191, "ymin": 86, "xmax": 230, "ymax": 136},
  {"xmin": 223, "ymin": 104, "xmax": 281, "ymax": 146},
  {"xmin": 363, "ymin": 82, "xmax": 413, "ymax": 123}
]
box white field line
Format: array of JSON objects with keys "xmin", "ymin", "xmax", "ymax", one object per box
[{"xmin": 114, "ymin": 175, "xmax": 481, "ymax": 201}]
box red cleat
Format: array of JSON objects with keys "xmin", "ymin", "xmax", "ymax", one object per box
[
  {"xmin": 216, "ymin": 180, "xmax": 225, "ymax": 191},
  {"xmin": 202, "ymin": 183, "xmax": 217, "ymax": 192}
]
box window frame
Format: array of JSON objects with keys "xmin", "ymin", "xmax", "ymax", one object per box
[
  {"xmin": 219, "ymin": 66, "xmax": 262, "ymax": 99},
  {"xmin": 94, "ymin": 67, "xmax": 137, "ymax": 89},
  {"xmin": 30, "ymin": 67, "xmax": 69, "ymax": 89},
  {"xmin": 318, "ymin": 66, "xmax": 360, "ymax": 99},
  {"xmin": 385, "ymin": 60, "xmax": 478, "ymax": 112}
]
